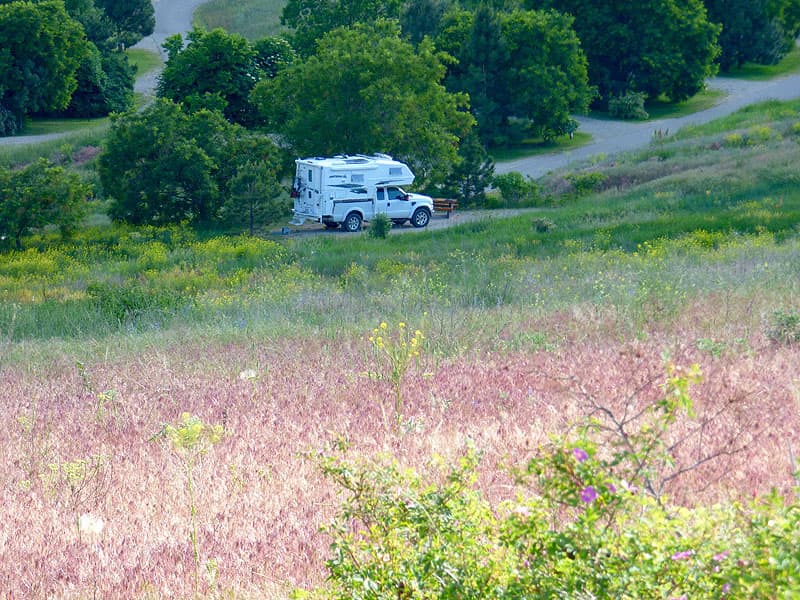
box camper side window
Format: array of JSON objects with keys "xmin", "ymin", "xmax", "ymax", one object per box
[
  {"xmin": 308, "ymin": 169, "xmax": 312, "ymax": 182},
  {"xmin": 377, "ymin": 188, "xmax": 385, "ymax": 201},
  {"xmin": 351, "ymin": 174, "xmax": 364, "ymax": 184}
]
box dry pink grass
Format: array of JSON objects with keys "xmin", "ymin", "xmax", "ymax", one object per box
[{"xmin": 1, "ymin": 324, "xmax": 798, "ymax": 597}]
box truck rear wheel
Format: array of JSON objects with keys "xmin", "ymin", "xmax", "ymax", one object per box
[
  {"xmin": 343, "ymin": 212, "xmax": 362, "ymax": 232},
  {"xmin": 411, "ymin": 208, "xmax": 431, "ymax": 228}
]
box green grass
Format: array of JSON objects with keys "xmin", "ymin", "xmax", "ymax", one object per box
[
  {"xmin": 644, "ymin": 88, "xmax": 726, "ymax": 119},
  {"xmin": 194, "ymin": 0, "xmax": 286, "ymax": 39},
  {"xmin": 590, "ymin": 89, "xmax": 726, "ymax": 122},
  {"xmin": 21, "ymin": 116, "xmax": 109, "ymax": 136},
  {"xmin": 2, "ymin": 98, "xmax": 800, "ymax": 351},
  {"xmin": 0, "ymin": 127, "xmax": 109, "ymax": 168},
  {"xmin": 489, "ymin": 132, "xmax": 592, "ymax": 162},
  {"xmin": 126, "ymin": 48, "xmax": 162, "ymax": 77},
  {"xmin": 721, "ymin": 44, "xmax": 800, "ymax": 81}
]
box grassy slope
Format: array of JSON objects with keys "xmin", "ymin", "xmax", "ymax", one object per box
[
  {"xmin": 2, "ymin": 98, "xmax": 800, "ymax": 597},
  {"xmin": 194, "ymin": 0, "xmax": 287, "ymax": 39}
]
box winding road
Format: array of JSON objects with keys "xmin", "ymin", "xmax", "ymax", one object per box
[{"xmin": 3, "ymin": 1, "xmax": 800, "ymax": 180}]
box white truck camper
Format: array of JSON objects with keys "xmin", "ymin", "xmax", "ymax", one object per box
[{"xmin": 290, "ymin": 154, "xmax": 434, "ymax": 232}]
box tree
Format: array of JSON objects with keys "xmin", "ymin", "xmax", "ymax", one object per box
[
  {"xmin": 441, "ymin": 6, "xmax": 593, "ymax": 145},
  {"xmin": 252, "ymin": 36, "xmax": 296, "ymax": 79},
  {"xmin": 281, "ymin": 0, "xmax": 403, "ymax": 56},
  {"xmin": 64, "ymin": 0, "xmax": 115, "ymax": 52},
  {"xmin": 157, "ymin": 28, "xmax": 261, "ymax": 125},
  {"xmin": 400, "ymin": 0, "xmax": 453, "ymax": 45},
  {"xmin": 705, "ymin": 0, "xmax": 800, "ymax": 70},
  {"xmin": 0, "ymin": 159, "xmax": 89, "ymax": 249},
  {"xmin": 58, "ymin": 42, "xmax": 134, "ymax": 117},
  {"xmin": 95, "ymin": 0, "xmax": 154, "ymax": 49},
  {"xmin": 98, "ymin": 99, "xmax": 281, "ymax": 227},
  {"xmin": 443, "ymin": 130, "xmax": 495, "ymax": 206},
  {"xmin": 0, "ymin": 0, "xmax": 90, "ymax": 134},
  {"xmin": 251, "ymin": 20, "xmax": 474, "ymax": 186},
  {"xmin": 57, "ymin": 0, "xmax": 135, "ymax": 117},
  {"xmin": 532, "ymin": 0, "xmax": 721, "ymax": 103},
  {"xmin": 220, "ymin": 161, "xmax": 287, "ymax": 235}
]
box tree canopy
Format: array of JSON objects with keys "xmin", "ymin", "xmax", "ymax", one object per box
[
  {"xmin": 158, "ymin": 28, "xmax": 294, "ymax": 126},
  {"xmin": 98, "ymin": 100, "xmax": 282, "ymax": 227},
  {"xmin": 705, "ymin": 0, "xmax": 800, "ymax": 70},
  {"xmin": 441, "ymin": 5, "xmax": 593, "ymax": 144},
  {"xmin": 532, "ymin": 0, "xmax": 721, "ymax": 103},
  {"xmin": 251, "ymin": 20, "xmax": 474, "ymax": 185},
  {"xmin": 95, "ymin": 0, "xmax": 153, "ymax": 49},
  {"xmin": 281, "ymin": 0, "xmax": 403, "ymax": 56},
  {"xmin": 0, "ymin": 0, "xmax": 90, "ymax": 134},
  {"xmin": 0, "ymin": 158, "xmax": 90, "ymax": 249}
]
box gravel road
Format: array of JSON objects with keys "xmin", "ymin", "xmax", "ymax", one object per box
[
  {"xmin": 497, "ymin": 67, "xmax": 800, "ymax": 178},
  {"xmin": 132, "ymin": 0, "xmax": 211, "ymax": 97}
]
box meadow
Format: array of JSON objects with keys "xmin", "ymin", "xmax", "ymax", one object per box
[{"xmin": 1, "ymin": 100, "xmax": 800, "ymax": 597}]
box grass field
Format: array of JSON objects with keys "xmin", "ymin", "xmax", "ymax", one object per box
[
  {"xmin": 2, "ymin": 99, "xmax": 800, "ymax": 596},
  {"xmin": 195, "ymin": 0, "xmax": 286, "ymax": 39}
]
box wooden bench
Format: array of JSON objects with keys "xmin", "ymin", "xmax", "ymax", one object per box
[{"xmin": 433, "ymin": 198, "xmax": 458, "ymax": 218}]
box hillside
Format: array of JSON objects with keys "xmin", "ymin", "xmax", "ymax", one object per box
[{"xmin": 1, "ymin": 98, "xmax": 800, "ymax": 596}]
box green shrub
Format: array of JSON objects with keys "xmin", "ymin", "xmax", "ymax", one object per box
[
  {"xmin": 492, "ymin": 171, "xmax": 540, "ymax": 207},
  {"xmin": 767, "ymin": 308, "xmax": 800, "ymax": 344},
  {"xmin": 299, "ymin": 364, "xmax": 800, "ymax": 599},
  {"xmin": 608, "ymin": 90, "xmax": 649, "ymax": 120},
  {"xmin": 368, "ymin": 213, "xmax": 392, "ymax": 239},
  {"xmin": 565, "ymin": 171, "xmax": 608, "ymax": 196}
]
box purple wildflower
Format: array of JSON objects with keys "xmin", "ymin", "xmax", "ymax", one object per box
[
  {"xmin": 671, "ymin": 550, "xmax": 694, "ymax": 561},
  {"xmin": 722, "ymin": 582, "xmax": 731, "ymax": 595},
  {"xmin": 606, "ymin": 483, "xmax": 617, "ymax": 494},
  {"xmin": 580, "ymin": 486, "xmax": 598, "ymax": 503},
  {"xmin": 713, "ymin": 550, "xmax": 730, "ymax": 562},
  {"xmin": 572, "ymin": 447, "xmax": 589, "ymax": 462}
]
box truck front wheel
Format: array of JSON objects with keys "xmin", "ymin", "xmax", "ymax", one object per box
[
  {"xmin": 411, "ymin": 208, "xmax": 431, "ymax": 228},
  {"xmin": 343, "ymin": 212, "xmax": 362, "ymax": 232}
]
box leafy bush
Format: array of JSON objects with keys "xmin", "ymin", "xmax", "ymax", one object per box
[
  {"xmin": 299, "ymin": 364, "xmax": 800, "ymax": 599},
  {"xmin": 608, "ymin": 90, "xmax": 649, "ymax": 120},
  {"xmin": 368, "ymin": 213, "xmax": 392, "ymax": 239},
  {"xmin": 565, "ymin": 171, "xmax": 608, "ymax": 196},
  {"xmin": 491, "ymin": 171, "xmax": 540, "ymax": 207},
  {"xmin": 767, "ymin": 308, "xmax": 800, "ymax": 344}
]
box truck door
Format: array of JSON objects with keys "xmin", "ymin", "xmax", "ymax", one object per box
[
  {"xmin": 385, "ymin": 186, "xmax": 410, "ymax": 219},
  {"xmin": 375, "ymin": 186, "xmax": 390, "ymax": 217}
]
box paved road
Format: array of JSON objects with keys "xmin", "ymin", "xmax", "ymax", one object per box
[
  {"xmin": 133, "ymin": 0, "xmax": 212, "ymax": 97},
  {"xmin": 496, "ymin": 69, "xmax": 800, "ymax": 178}
]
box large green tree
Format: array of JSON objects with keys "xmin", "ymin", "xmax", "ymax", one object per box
[
  {"xmin": 158, "ymin": 28, "xmax": 293, "ymax": 125},
  {"xmin": 251, "ymin": 20, "xmax": 474, "ymax": 186},
  {"xmin": 281, "ymin": 0, "xmax": 403, "ymax": 56},
  {"xmin": 532, "ymin": 0, "xmax": 721, "ymax": 103},
  {"xmin": 705, "ymin": 0, "xmax": 800, "ymax": 70},
  {"xmin": 158, "ymin": 28, "xmax": 259, "ymax": 125},
  {"xmin": 0, "ymin": 158, "xmax": 89, "ymax": 249},
  {"xmin": 0, "ymin": 0, "xmax": 89, "ymax": 134},
  {"xmin": 441, "ymin": 6, "xmax": 593, "ymax": 144},
  {"xmin": 95, "ymin": 0, "xmax": 153, "ymax": 49},
  {"xmin": 98, "ymin": 100, "xmax": 281, "ymax": 227}
]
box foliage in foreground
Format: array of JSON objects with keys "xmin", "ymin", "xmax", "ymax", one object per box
[{"xmin": 301, "ymin": 365, "xmax": 800, "ymax": 598}]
